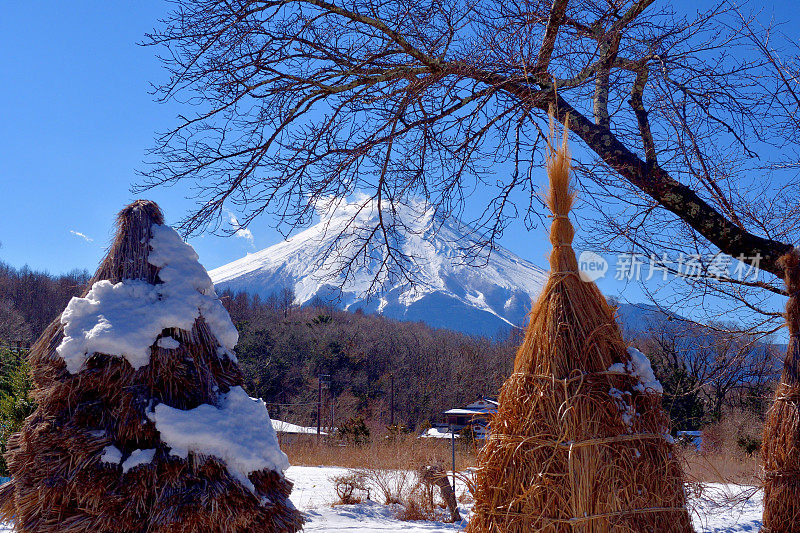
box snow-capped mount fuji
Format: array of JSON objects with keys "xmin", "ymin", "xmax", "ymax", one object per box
[{"xmin": 209, "ymin": 196, "xmax": 548, "ymax": 337}]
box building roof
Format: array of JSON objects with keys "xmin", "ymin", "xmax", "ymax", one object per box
[
  {"xmin": 272, "ymin": 419, "xmax": 327, "ymax": 435},
  {"xmin": 443, "ymin": 397, "xmax": 498, "ymax": 416},
  {"xmin": 443, "ymin": 408, "xmax": 493, "ymax": 416}
]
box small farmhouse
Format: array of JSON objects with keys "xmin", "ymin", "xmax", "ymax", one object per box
[{"xmin": 422, "ymin": 397, "xmax": 497, "ymax": 439}]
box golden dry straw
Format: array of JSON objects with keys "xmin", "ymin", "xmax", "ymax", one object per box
[
  {"xmin": 0, "ymin": 200, "xmax": 303, "ymax": 533},
  {"xmin": 468, "ymin": 129, "xmax": 693, "ymax": 532},
  {"xmin": 761, "ymin": 249, "xmax": 800, "ymax": 533}
]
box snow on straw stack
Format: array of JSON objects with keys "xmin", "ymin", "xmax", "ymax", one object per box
[
  {"xmin": 0, "ymin": 200, "xmax": 303, "ymax": 533},
  {"xmin": 761, "ymin": 248, "xmax": 800, "ymax": 532},
  {"xmin": 468, "ymin": 123, "xmax": 693, "ymax": 532}
]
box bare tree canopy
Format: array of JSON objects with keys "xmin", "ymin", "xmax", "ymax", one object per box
[{"xmin": 140, "ymin": 0, "xmax": 800, "ymax": 330}]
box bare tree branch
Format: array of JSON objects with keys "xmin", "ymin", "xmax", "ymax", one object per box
[{"xmin": 139, "ymin": 0, "xmax": 800, "ymax": 333}]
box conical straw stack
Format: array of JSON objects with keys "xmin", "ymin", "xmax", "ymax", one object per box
[
  {"xmin": 468, "ymin": 127, "xmax": 693, "ymax": 532},
  {"xmin": 0, "ymin": 200, "xmax": 303, "ymax": 533}
]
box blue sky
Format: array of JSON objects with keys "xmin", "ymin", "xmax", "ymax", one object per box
[
  {"xmin": 0, "ymin": 1, "xmax": 267, "ymax": 275},
  {"xmin": 0, "ymin": 0, "xmax": 796, "ymax": 322}
]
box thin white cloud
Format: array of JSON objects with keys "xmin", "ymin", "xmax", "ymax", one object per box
[
  {"xmin": 224, "ymin": 209, "xmax": 255, "ymax": 247},
  {"xmin": 235, "ymin": 225, "xmax": 254, "ymax": 245},
  {"xmin": 69, "ymin": 230, "xmax": 93, "ymax": 243}
]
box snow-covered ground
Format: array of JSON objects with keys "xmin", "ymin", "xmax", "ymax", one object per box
[
  {"xmin": 690, "ymin": 483, "xmax": 763, "ymax": 533},
  {"xmin": 289, "ymin": 466, "xmax": 762, "ymax": 532},
  {"xmin": 0, "ymin": 466, "xmax": 763, "ymax": 531},
  {"xmin": 291, "ymin": 466, "xmax": 469, "ymax": 532}
]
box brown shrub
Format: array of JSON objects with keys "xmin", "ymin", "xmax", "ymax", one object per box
[{"xmin": 331, "ymin": 471, "xmax": 369, "ymax": 505}]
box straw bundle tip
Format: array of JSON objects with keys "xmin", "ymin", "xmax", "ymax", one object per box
[
  {"xmin": 546, "ymin": 121, "xmax": 577, "ymax": 272},
  {"xmin": 117, "ymin": 199, "xmax": 165, "ymax": 227}
]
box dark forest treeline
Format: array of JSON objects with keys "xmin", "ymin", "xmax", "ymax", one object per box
[
  {"xmin": 220, "ymin": 289, "xmax": 518, "ymax": 429},
  {"xmin": 0, "ymin": 262, "xmax": 90, "ymax": 346},
  {"xmin": 223, "ymin": 289, "xmax": 779, "ymax": 433},
  {"xmin": 0, "ymin": 261, "xmax": 518, "ymax": 429}
]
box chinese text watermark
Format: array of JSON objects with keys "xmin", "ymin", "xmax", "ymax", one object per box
[{"xmin": 577, "ymin": 252, "xmax": 761, "ymax": 282}]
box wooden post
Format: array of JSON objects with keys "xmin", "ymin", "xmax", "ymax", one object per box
[
  {"xmin": 330, "ymin": 397, "xmax": 334, "ymax": 435},
  {"xmin": 450, "ymin": 425, "xmax": 456, "ymax": 493}
]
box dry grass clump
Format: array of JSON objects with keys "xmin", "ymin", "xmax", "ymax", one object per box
[
  {"xmin": 680, "ymin": 448, "xmax": 760, "ymax": 486},
  {"xmin": 761, "ymin": 249, "xmax": 800, "ymax": 532},
  {"xmin": 0, "ymin": 201, "xmax": 302, "ymax": 533},
  {"xmin": 395, "ymin": 496, "xmax": 435, "ymax": 522},
  {"xmin": 670, "ymin": 408, "xmax": 761, "ymax": 486},
  {"xmin": 457, "ymin": 489, "xmax": 474, "ymax": 505},
  {"xmin": 329, "ymin": 463, "xmax": 464, "ymax": 523},
  {"xmin": 419, "ymin": 464, "xmax": 461, "ymax": 522},
  {"xmin": 468, "ymin": 132, "xmax": 692, "ymax": 532},
  {"xmin": 285, "ymin": 434, "xmax": 477, "ymax": 471},
  {"xmin": 700, "ymin": 408, "xmax": 763, "ymax": 458},
  {"xmin": 363, "ymin": 467, "xmax": 411, "ymax": 504}
]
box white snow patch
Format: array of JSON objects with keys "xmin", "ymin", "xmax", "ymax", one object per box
[
  {"xmin": 397, "ymin": 285, "xmax": 429, "ymax": 307},
  {"xmin": 216, "ymin": 346, "xmax": 238, "ymax": 363},
  {"xmin": 272, "ymin": 419, "xmax": 326, "ymax": 435},
  {"xmin": 464, "ymin": 290, "xmax": 489, "ymax": 311},
  {"xmin": 377, "ymin": 297, "xmax": 389, "ymax": 313},
  {"xmin": 420, "ymin": 427, "xmax": 460, "ymax": 440},
  {"xmin": 608, "ymin": 346, "xmax": 663, "ymax": 394},
  {"xmin": 149, "ymin": 386, "xmax": 288, "ymax": 493},
  {"xmin": 100, "ymin": 445, "xmax": 123, "ymax": 466},
  {"xmin": 157, "ymin": 336, "xmax": 181, "ymax": 350},
  {"xmin": 121, "ymin": 448, "xmax": 156, "ymax": 473},
  {"xmin": 56, "ymin": 224, "xmax": 238, "ymax": 374},
  {"xmin": 147, "ymin": 225, "xmax": 239, "ymax": 351},
  {"xmin": 285, "ymin": 467, "xmax": 765, "ymax": 532},
  {"xmin": 609, "ymin": 387, "xmax": 635, "ymax": 428}
]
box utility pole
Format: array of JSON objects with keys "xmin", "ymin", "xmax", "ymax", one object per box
[
  {"xmin": 330, "ymin": 398, "xmax": 334, "ymax": 435},
  {"xmin": 317, "ymin": 374, "xmax": 330, "ymax": 439},
  {"xmin": 390, "ymin": 374, "xmax": 395, "ymax": 426},
  {"xmin": 317, "ymin": 379, "xmax": 322, "ymax": 438}
]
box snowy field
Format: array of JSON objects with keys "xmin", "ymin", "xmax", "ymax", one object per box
[{"xmin": 0, "ymin": 466, "xmax": 763, "ymax": 531}]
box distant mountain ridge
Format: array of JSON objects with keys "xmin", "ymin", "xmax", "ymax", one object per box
[
  {"xmin": 210, "ymin": 197, "xmax": 548, "ymax": 337},
  {"xmin": 209, "ymin": 198, "xmax": 699, "ymax": 338}
]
